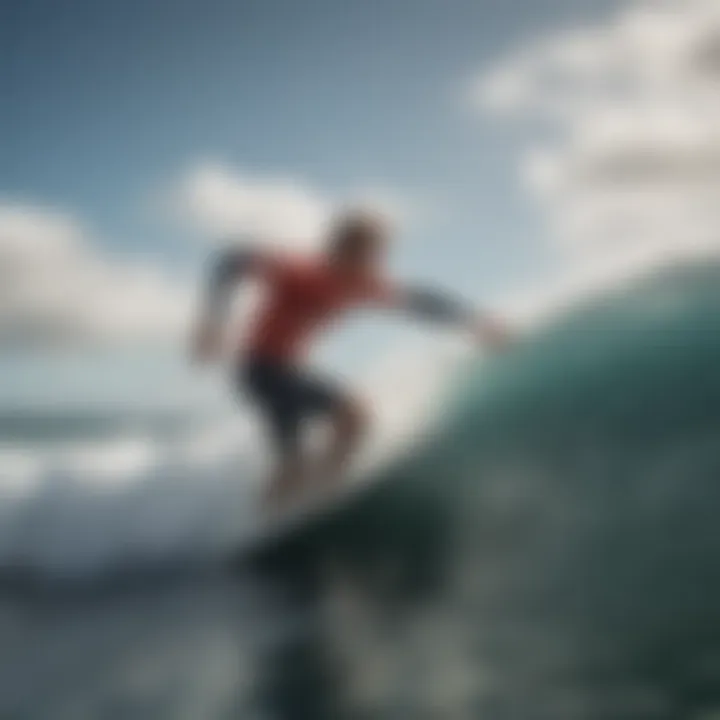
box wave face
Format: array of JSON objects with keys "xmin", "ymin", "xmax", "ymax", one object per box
[{"xmin": 247, "ymin": 263, "xmax": 720, "ymax": 718}]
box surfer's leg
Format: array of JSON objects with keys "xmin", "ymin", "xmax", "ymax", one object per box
[
  {"xmin": 240, "ymin": 359, "xmax": 311, "ymax": 508},
  {"xmin": 264, "ymin": 388, "xmax": 328, "ymax": 508},
  {"xmin": 278, "ymin": 369, "xmax": 368, "ymax": 488},
  {"xmin": 264, "ymin": 426, "xmax": 304, "ymax": 508},
  {"xmin": 315, "ymin": 394, "xmax": 369, "ymax": 487}
]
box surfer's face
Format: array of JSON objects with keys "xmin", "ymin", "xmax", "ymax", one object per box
[{"xmin": 330, "ymin": 214, "xmax": 389, "ymax": 272}]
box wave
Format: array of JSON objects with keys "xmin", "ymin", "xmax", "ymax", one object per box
[
  {"xmin": 0, "ymin": 337, "xmax": 461, "ymax": 580},
  {"xmin": 2, "ymin": 262, "xmax": 720, "ymax": 591},
  {"xmin": 240, "ymin": 262, "xmax": 720, "ymax": 717},
  {"xmin": 0, "ymin": 422, "xmax": 256, "ymax": 578}
]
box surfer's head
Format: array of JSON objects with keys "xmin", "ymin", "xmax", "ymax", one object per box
[{"xmin": 327, "ymin": 209, "xmax": 390, "ymax": 270}]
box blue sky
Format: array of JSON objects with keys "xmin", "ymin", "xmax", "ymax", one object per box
[
  {"xmin": 13, "ymin": 0, "xmax": 717, "ymax": 407},
  {"xmin": 3, "ymin": 0, "xmax": 609, "ymax": 274}
]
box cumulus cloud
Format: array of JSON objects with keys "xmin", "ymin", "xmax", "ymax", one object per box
[
  {"xmin": 177, "ymin": 162, "xmax": 332, "ymax": 247},
  {"xmin": 0, "ymin": 202, "xmax": 189, "ymax": 348},
  {"xmin": 472, "ymin": 0, "xmax": 720, "ymax": 301},
  {"xmin": 174, "ymin": 161, "xmax": 408, "ymax": 250},
  {"xmin": 0, "ymin": 166, "xmax": 408, "ymax": 349}
]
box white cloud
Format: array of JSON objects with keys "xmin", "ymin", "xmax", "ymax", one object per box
[
  {"xmin": 0, "ymin": 202, "xmax": 189, "ymax": 348},
  {"xmin": 0, "ymin": 165, "xmax": 410, "ymax": 349},
  {"xmin": 472, "ymin": 0, "xmax": 720, "ymax": 302},
  {"xmin": 174, "ymin": 160, "xmax": 409, "ymax": 250},
  {"xmin": 177, "ymin": 161, "xmax": 332, "ymax": 248}
]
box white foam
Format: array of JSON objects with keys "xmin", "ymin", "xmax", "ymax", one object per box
[{"xmin": 0, "ymin": 338, "xmax": 466, "ymax": 578}]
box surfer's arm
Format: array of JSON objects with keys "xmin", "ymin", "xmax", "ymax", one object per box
[
  {"xmin": 376, "ymin": 284, "xmax": 510, "ymax": 350},
  {"xmin": 402, "ymin": 287, "xmax": 475, "ymax": 324},
  {"xmin": 191, "ymin": 246, "xmax": 266, "ymax": 362},
  {"xmin": 205, "ymin": 247, "xmax": 260, "ymax": 319}
]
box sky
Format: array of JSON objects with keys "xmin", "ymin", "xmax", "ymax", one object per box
[
  {"xmin": 3, "ymin": 0, "xmax": 604, "ymax": 277},
  {"xmin": 2, "ymin": 0, "xmax": 720, "ymax": 409}
]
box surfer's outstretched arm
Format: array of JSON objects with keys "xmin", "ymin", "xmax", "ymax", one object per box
[
  {"xmin": 386, "ymin": 286, "xmax": 510, "ymax": 349},
  {"xmin": 191, "ymin": 246, "xmax": 264, "ymax": 362}
]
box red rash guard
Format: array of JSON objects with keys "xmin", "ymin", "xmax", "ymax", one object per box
[{"xmin": 244, "ymin": 254, "xmax": 395, "ymax": 363}]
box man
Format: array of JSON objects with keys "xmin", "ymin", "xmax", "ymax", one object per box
[{"xmin": 192, "ymin": 210, "xmax": 508, "ymax": 507}]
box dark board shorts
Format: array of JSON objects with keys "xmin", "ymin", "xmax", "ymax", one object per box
[{"xmin": 238, "ymin": 355, "xmax": 343, "ymax": 455}]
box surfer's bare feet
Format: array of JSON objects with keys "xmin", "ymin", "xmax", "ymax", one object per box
[
  {"xmin": 263, "ymin": 483, "xmax": 289, "ymax": 512},
  {"xmin": 263, "ymin": 451, "xmax": 308, "ymax": 512}
]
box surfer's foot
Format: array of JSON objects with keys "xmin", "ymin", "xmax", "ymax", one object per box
[
  {"xmin": 262, "ymin": 454, "xmax": 307, "ymax": 512},
  {"xmin": 263, "ymin": 483, "xmax": 297, "ymax": 513},
  {"xmin": 308, "ymin": 464, "xmax": 342, "ymax": 493}
]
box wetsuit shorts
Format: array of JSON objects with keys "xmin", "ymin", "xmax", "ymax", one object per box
[{"xmin": 238, "ymin": 356, "xmax": 343, "ymax": 454}]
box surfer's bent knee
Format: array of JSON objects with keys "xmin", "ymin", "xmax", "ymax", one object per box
[{"xmin": 333, "ymin": 395, "xmax": 369, "ymax": 437}]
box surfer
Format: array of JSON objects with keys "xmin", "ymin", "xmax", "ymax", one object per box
[{"xmin": 192, "ymin": 210, "xmax": 509, "ymax": 507}]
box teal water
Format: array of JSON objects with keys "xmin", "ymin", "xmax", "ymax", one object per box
[{"xmin": 2, "ymin": 264, "xmax": 720, "ymax": 719}]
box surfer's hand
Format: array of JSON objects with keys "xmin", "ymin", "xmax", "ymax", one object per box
[{"xmin": 473, "ymin": 315, "xmax": 512, "ymax": 351}]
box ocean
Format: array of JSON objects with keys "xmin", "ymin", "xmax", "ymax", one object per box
[{"xmin": 1, "ymin": 263, "xmax": 720, "ymax": 719}]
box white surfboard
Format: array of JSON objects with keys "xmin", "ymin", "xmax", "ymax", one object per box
[{"xmin": 235, "ymin": 465, "xmax": 387, "ymax": 559}]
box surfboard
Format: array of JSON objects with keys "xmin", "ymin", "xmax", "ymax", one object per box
[{"xmin": 233, "ymin": 465, "xmax": 385, "ymax": 562}]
